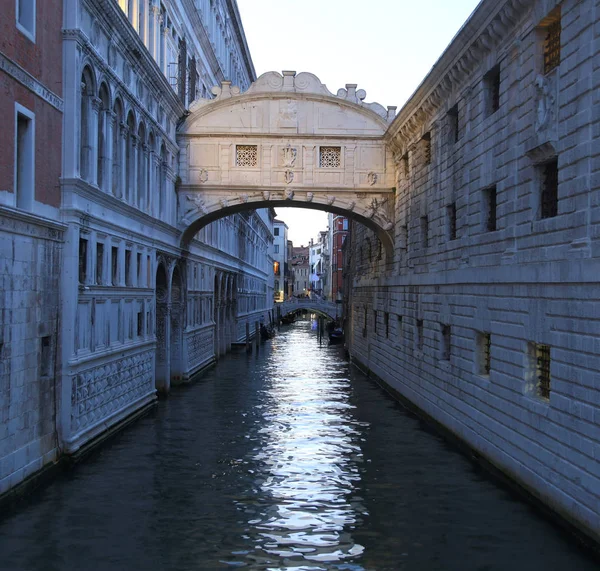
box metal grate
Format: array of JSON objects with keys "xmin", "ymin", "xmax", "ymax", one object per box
[
  {"xmin": 536, "ymin": 344, "xmax": 551, "ymax": 399},
  {"xmin": 541, "ymin": 159, "xmax": 558, "ymax": 219},
  {"xmin": 544, "ymin": 20, "xmax": 561, "ymax": 75},
  {"xmin": 320, "ymin": 146, "xmax": 341, "ymax": 168},
  {"xmin": 482, "ymin": 333, "xmax": 491, "ymax": 375},
  {"xmin": 236, "ymin": 145, "xmax": 258, "ymax": 167}
]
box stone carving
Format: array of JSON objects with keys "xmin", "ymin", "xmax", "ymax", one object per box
[
  {"xmin": 220, "ymin": 198, "xmax": 229, "ymax": 209},
  {"xmin": 279, "ymin": 100, "xmax": 297, "ymax": 128},
  {"xmin": 534, "ymin": 74, "xmax": 556, "ymax": 133},
  {"xmin": 71, "ymin": 351, "xmax": 153, "ymax": 433},
  {"xmin": 306, "ymin": 192, "xmax": 314, "ymax": 202},
  {"xmin": 282, "ymin": 144, "xmax": 297, "ymax": 167},
  {"xmin": 262, "ymin": 191, "xmax": 271, "ymax": 200},
  {"xmin": 198, "ymin": 168, "xmax": 209, "ymax": 183},
  {"xmin": 367, "ymin": 172, "xmax": 378, "ymax": 186},
  {"xmin": 327, "ymin": 195, "xmax": 336, "ymax": 205},
  {"xmin": 285, "ymin": 188, "xmax": 294, "ymax": 199},
  {"xmin": 239, "ymin": 193, "xmax": 249, "ymax": 203},
  {"xmin": 184, "ymin": 194, "xmax": 207, "ymax": 216},
  {"xmin": 211, "ymin": 81, "xmax": 240, "ymax": 100},
  {"xmin": 187, "ymin": 330, "xmax": 213, "ymax": 369},
  {"xmin": 284, "ymin": 170, "xmax": 294, "ymax": 185},
  {"xmin": 347, "ymin": 200, "xmax": 356, "ymax": 211}
]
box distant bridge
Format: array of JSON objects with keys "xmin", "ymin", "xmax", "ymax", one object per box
[{"xmin": 278, "ymin": 299, "xmax": 339, "ymax": 321}]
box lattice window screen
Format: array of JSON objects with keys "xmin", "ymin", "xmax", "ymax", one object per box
[
  {"xmin": 236, "ymin": 145, "xmax": 258, "ymax": 167},
  {"xmin": 319, "ymin": 146, "xmax": 341, "ymax": 168}
]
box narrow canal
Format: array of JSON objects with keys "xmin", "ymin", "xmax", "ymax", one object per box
[{"xmin": 0, "ymin": 320, "xmax": 596, "ymax": 570}]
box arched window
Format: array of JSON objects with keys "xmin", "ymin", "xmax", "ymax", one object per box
[
  {"xmin": 79, "ymin": 67, "xmax": 95, "ymax": 181},
  {"xmin": 126, "ymin": 111, "xmax": 136, "ymax": 203}
]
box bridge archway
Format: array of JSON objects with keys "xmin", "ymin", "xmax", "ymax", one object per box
[{"xmin": 177, "ymin": 71, "xmax": 397, "ymax": 256}]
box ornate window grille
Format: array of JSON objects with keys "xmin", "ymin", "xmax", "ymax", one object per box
[
  {"xmin": 319, "ymin": 146, "xmax": 341, "ymax": 168},
  {"xmin": 536, "ymin": 344, "xmax": 551, "ymax": 399},
  {"xmin": 236, "ymin": 145, "xmax": 258, "ymax": 167},
  {"xmin": 540, "ymin": 159, "xmax": 558, "ymax": 219},
  {"xmin": 544, "ymin": 19, "xmax": 561, "ymax": 74}
]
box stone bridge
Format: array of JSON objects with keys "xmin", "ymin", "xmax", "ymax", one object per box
[
  {"xmin": 177, "ymin": 71, "xmax": 397, "ymax": 255},
  {"xmin": 278, "ymin": 299, "xmax": 339, "ymax": 321}
]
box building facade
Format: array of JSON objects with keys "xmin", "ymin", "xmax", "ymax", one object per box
[
  {"xmin": 309, "ymin": 231, "xmax": 330, "ymax": 298},
  {"xmin": 291, "ymin": 245, "xmax": 310, "ymax": 297},
  {"xmin": 344, "ymin": 0, "xmax": 600, "ymax": 542},
  {"xmin": 272, "ymin": 219, "xmax": 288, "ymax": 302},
  {"xmin": 327, "ymin": 213, "xmax": 348, "ymax": 302},
  {"xmin": 0, "ymin": 0, "xmax": 65, "ymax": 497}
]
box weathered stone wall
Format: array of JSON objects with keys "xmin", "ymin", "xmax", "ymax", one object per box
[
  {"xmin": 346, "ymin": 0, "xmax": 600, "ymax": 541},
  {"xmin": 0, "ymin": 209, "xmax": 64, "ymax": 495}
]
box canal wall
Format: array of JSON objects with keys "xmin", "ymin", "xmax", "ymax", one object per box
[{"xmin": 345, "ymin": 0, "xmax": 600, "ymax": 543}]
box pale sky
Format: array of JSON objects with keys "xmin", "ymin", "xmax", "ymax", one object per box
[{"xmin": 237, "ymin": 0, "xmax": 482, "ymax": 246}]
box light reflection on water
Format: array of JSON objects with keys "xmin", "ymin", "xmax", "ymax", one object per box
[{"xmin": 234, "ymin": 321, "xmax": 368, "ymax": 568}]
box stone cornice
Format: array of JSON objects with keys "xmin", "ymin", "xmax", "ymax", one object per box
[
  {"xmin": 0, "ymin": 205, "xmax": 67, "ymax": 241},
  {"xmin": 385, "ymin": 0, "xmax": 531, "ymax": 155}
]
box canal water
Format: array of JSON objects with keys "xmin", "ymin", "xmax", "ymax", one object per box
[{"xmin": 0, "ymin": 320, "xmax": 596, "ymax": 570}]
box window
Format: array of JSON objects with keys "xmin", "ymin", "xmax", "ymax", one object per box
[
  {"xmin": 401, "ymin": 153, "xmax": 409, "ymax": 178},
  {"xmin": 319, "ymin": 146, "xmax": 341, "ymax": 168},
  {"xmin": 420, "ymin": 216, "xmax": 429, "ymax": 249},
  {"xmin": 441, "ymin": 325, "xmax": 451, "ymax": 361},
  {"xmin": 447, "ymin": 104, "xmax": 460, "ymax": 144},
  {"xmin": 342, "ymin": 219, "xmax": 348, "ymax": 231},
  {"xmin": 529, "ymin": 343, "xmax": 551, "ymax": 400},
  {"xmin": 273, "ymin": 261, "xmax": 280, "ymax": 275},
  {"xmin": 539, "ymin": 158, "xmax": 558, "ymax": 219},
  {"xmin": 79, "ymin": 237, "xmax": 88, "ymax": 284},
  {"xmin": 478, "ymin": 332, "xmax": 491, "ymax": 376},
  {"xmin": 543, "ymin": 16, "xmax": 561, "ymax": 74},
  {"xmin": 421, "ymin": 132, "xmax": 431, "ymax": 165},
  {"xmin": 397, "ymin": 314, "xmax": 403, "ymax": 337},
  {"xmin": 373, "ymin": 310, "xmax": 377, "ymax": 334},
  {"xmin": 15, "ymin": 105, "xmax": 35, "ymax": 210},
  {"xmin": 447, "ymin": 203, "xmax": 457, "ymax": 241},
  {"xmin": 401, "ymin": 224, "xmax": 408, "ymax": 250},
  {"xmin": 274, "ymin": 279, "xmax": 280, "ymax": 291},
  {"xmin": 362, "ymin": 306, "xmax": 367, "ymax": 338},
  {"xmin": 236, "ymin": 145, "xmax": 257, "ymax": 167},
  {"xmin": 384, "ymin": 312, "xmax": 389, "ymax": 338},
  {"xmin": 137, "ymin": 310, "xmax": 143, "ymax": 337},
  {"xmin": 125, "ymin": 249, "xmax": 132, "ymax": 286},
  {"xmin": 137, "ymin": 253, "xmax": 142, "ymax": 285},
  {"xmin": 484, "ymin": 65, "xmax": 501, "ymax": 117},
  {"xmin": 482, "ymin": 186, "xmax": 497, "ymax": 232},
  {"xmin": 96, "ymin": 243, "xmax": 104, "ymax": 285},
  {"xmin": 274, "ymin": 245, "xmax": 279, "ymax": 254},
  {"xmin": 16, "ymin": 0, "xmax": 36, "ymax": 42},
  {"xmin": 416, "ymin": 319, "xmax": 424, "ymax": 351},
  {"xmin": 111, "ymin": 246, "xmax": 119, "ymax": 285},
  {"xmin": 40, "ymin": 335, "xmax": 51, "ymax": 377},
  {"xmin": 274, "ymin": 227, "xmax": 280, "ymax": 236}
]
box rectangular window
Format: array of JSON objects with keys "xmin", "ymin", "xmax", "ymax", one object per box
[
  {"xmin": 397, "ymin": 315, "xmax": 403, "ymax": 338},
  {"xmin": 401, "ymin": 224, "xmax": 408, "ymax": 250},
  {"xmin": 40, "ymin": 335, "xmax": 51, "ymax": 377},
  {"xmin": 416, "ymin": 319, "xmax": 424, "ymax": 351},
  {"xmin": 373, "ymin": 310, "xmax": 377, "ymax": 334},
  {"xmin": 543, "ymin": 17, "xmax": 561, "ymax": 74},
  {"xmin": 421, "ymin": 132, "xmax": 431, "ymax": 165},
  {"xmin": 319, "ymin": 146, "xmax": 341, "ymax": 168},
  {"xmin": 402, "ymin": 153, "xmax": 409, "ymax": 178},
  {"xmin": 484, "ymin": 65, "xmax": 501, "ymax": 117},
  {"xmin": 147, "ymin": 254, "xmax": 151, "ymax": 287},
  {"xmin": 539, "ymin": 158, "xmax": 558, "ymax": 219},
  {"xmin": 478, "ymin": 332, "xmax": 491, "ymax": 376},
  {"xmin": 448, "ymin": 104, "xmax": 460, "ymax": 144},
  {"xmin": 273, "ymin": 261, "xmax": 280, "ymax": 275},
  {"xmin": 274, "ymin": 244, "xmax": 279, "ymax": 254},
  {"xmin": 362, "ymin": 306, "xmax": 368, "ymax": 338},
  {"xmin": 96, "ymin": 243, "xmax": 104, "ymax": 285},
  {"xmin": 137, "ymin": 310, "xmax": 143, "ymax": 337},
  {"xmin": 15, "ymin": 106, "xmax": 35, "ymax": 210},
  {"xmin": 384, "ymin": 312, "xmax": 389, "ymax": 338},
  {"xmin": 125, "ymin": 249, "xmax": 132, "ymax": 286},
  {"xmin": 441, "ymin": 325, "xmax": 451, "ymax": 361},
  {"xmin": 447, "ymin": 203, "xmax": 457, "ymax": 241},
  {"xmin": 136, "ymin": 252, "xmax": 142, "ymax": 285},
  {"xmin": 420, "ymin": 216, "xmax": 429, "ymax": 249},
  {"xmin": 482, "ymin": 185, "xmax": 497, "ymax": 232},
  {"xmin": 235, "ymin": 145, "xmax": 258, "ymax": 167},
  {"xmin": 274, "ymin": 227, "xmax": 280, "ymax": 236},
  {"xmin": 111, "ymin": 246, "xmax": 119, "ymax": 285},
  {"xmin": 16, "ymin": 0, "xmax": 36, "ymax": 42},
  {"xmin": 342, "ymin": 219, "xmax": 348, "ymax": 231},
  {"xmin": 530, "ymin": 343, "xmax": 551, "ymax": 400},
  {"xmin": 78, "ymin": 237, "xmax": 88, "ymax": 284}
]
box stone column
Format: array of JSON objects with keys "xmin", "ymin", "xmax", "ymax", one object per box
[
  {"xmin": 90, "ymin": 97, "xmax": 101, "ymax": 187},
  {"xmin": 104, "ymin": 111, "xmax": 115, "ymax": 194},
  {"xmin": 166, "ymin": 167, "xmax": 176, "ymax": 225},
  {"xmin": 150, "ymin": 5, "xmax": 161, "ymax": 61},
  {"xmin": 131, "ymin": 135, "xmax": 139, "ymax": 205},
  {"xmin": 161, "ymin": 26, "xmax": 170, "ymax": 75},
  {"xmin": 140, "ymin": 0, "xmax": 149, "ymax": 45},
  {"xmin": 141, "ymin": 143, "xmax": 149, "ymax": 211},
  {"xmin": 118, "ymin": 123, "xmax": 128, "ymax": 199}
]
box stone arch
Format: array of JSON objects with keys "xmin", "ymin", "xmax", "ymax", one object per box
[{"xmin": 79, "ymin": 65, "xmax": 96, "ymax": 181}]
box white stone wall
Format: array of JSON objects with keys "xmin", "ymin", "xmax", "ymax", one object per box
[
  {"xmin": 346, "ymin": 0, "xmax": 600, "ymax": 541},
  {"xmin": 0, "ymin": 208, "xmax": 65, "ymax": 495}
]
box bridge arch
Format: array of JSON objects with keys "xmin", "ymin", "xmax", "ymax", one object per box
[{"xmin": 176, "ymin": 71, "xmax": 397, "ymax": 255}]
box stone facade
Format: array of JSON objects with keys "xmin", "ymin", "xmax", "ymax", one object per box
[
  {"xmin": 345, "ymin": 0, "xmax": 600, "ymax": 542},
  {"xmin": 0, "ymin": 0, "xmax": 65, "ymax": 496}
]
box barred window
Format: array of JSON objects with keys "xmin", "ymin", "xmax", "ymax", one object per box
[
  {"xmin": 416, "ymin": 319, "xmax": 424, "ymax": 351},
  {"xmin": 540, "ymin": 158, "xmax": 558, "ymax": 219},
  {"xmin": 319, "ymin": 146, "xmax": 341, "ymax": 168},
  {"xmin": 236, "ymin": 145, "xmax": 258, "ymax": 167},
  {"xmin": 447, "ymin": 203, "xmax": 457, "ymax": 241},
  {"xmin": 420, "ymin": 215, "xmax": 429, "ymax": 249},
  {"xmin": 384, "ymin": 312, "xmax": 389, "ymax": 338},
  {"xmin": 448, "ymin": 105, "xmax": 460, "ymax": 144},
  {"xmin": 544, "ymin": 19, "xmax": 561, "ymax": 74},
  {"xmin": 479, "ymin": 332, "xmax": 491, "ymax": 376},
  {"xmin": 484, "ymin": 65, "xmax": 500, "ymax": 117},
  {"xmin": 422, "ymin": 132, "xmax": 431, "ymax": 165},
  {"xmin": 441, "ymin": 325, "xmax": 451, "ymax": 361},
  {"xmin": 535, "ymin": 343, "xmax": 551, "ymax": 399},
  {"xmin": 483, "ymin": 185, "xmax": 497, "ymax": 232}
]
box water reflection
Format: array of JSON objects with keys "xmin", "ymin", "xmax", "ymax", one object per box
[{"xmin": 234, "ymin": 321, "xmax": 367, "ymax": 568}]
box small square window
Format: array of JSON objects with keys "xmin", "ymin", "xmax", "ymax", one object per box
[{"xmin": 319, "ymin": 146, "xmax": 341, "ymax": 168}]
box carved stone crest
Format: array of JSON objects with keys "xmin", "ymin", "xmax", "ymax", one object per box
[
  {"xmin": 534, "ymin": 74, "xmax": 555, "ymax": 133},
  {"xmin": 282, "ymin": 144, "xmax": 297, "ymax": 167},
  {"xmin": 284, "ymin": 170, "xmax": 294, "ymax": 184},
  {"xmin": 367, "ymin": 172, "xmax": 378, "ymax": 186},
  {"xmin": 198, "ymin": 168, "xmax": 209, "ymax": 183}
]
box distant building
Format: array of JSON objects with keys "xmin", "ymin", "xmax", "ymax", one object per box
[
  {"xmin": 309, "ymin": 230, "xmax": 330, "ymax": 298},
  {"xmin": 291, "ymin": 246, "xmax": 310, "ymax": 296},
  {"xmin": 328, "ymin": 213, "xmax": 349, "ymax": 301},
  {"xmin": 273, "ymin": 219, "xmax": 288, "ymax": 301}
]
